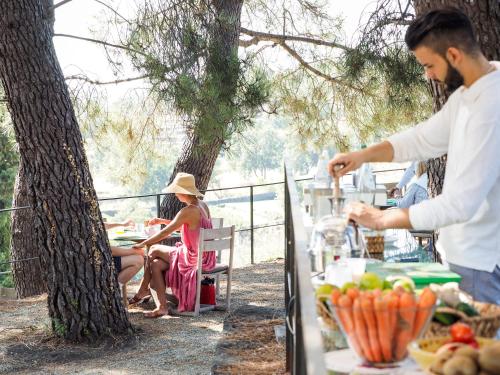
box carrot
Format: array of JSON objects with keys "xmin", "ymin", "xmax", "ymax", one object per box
[
  {"xmin": 372, "ymin": 289, "xmax": 382, "ymax": 298},
  {"xmin": 394, "ymin": 292, "xmax": 417, "ymax": 361},
  {"xmin": 393, "ymin": 285, "xmax": 406, "ymax": 295},
  {"xmin": 374, "ymin": 296, "xmax": 392, "ymax": 362},
  {"xmin": 346, "ymin": 287, "xmax": 360, "ymax": 300},
  {"xmin": 412, "ymin": 287, "xmax": 437, "ymax": 339},
  {"xmin": 353, "ymin": 298, "xmax": 374, "ymax": 361},
  {"xmin": 364, "ymin": 291, "xmax": 375, "ymax": 300},
  {"xmin": 331, "ymin": 289, "xmax": 342, "ymax": 306},
  {"xmin": 337, "ymin": 295, "xmax": 363, "ymax": 357},
  {"xmin": 360, "ymin": 296, "xmax": 383, "ymax": 363},
  {"xmin": 385, "ymin": 292, "xmax": 400, "ymax": 336}
]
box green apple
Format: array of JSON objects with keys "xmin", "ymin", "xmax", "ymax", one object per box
[{"xmin": 359, "ymin": 272, "xmax": 383, "ymax": 290}]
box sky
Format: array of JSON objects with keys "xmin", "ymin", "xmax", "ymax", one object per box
[{"xmin": 53, "ymin": 0, "xmax": 374, "ymax": 102}]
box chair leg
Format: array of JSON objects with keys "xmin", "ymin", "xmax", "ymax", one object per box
[
  {"xmin": 226, "ymin": 270, "xmax": 232, "ymax": 311},
  {"xmin": 216, "ymin": 274, "xmax": 220, "ymax": 299}
]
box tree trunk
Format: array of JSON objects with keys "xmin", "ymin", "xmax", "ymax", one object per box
[
  {"xmin": 0, "ymin": 0, "xmax": 131, "ymax": 341},
  {"xmin": 160, "ymin": 0, "xmax": 244, "ymax": 219},
  {"xmin": 11, "ymin": 160, "xmax": 48, "ymax": 298},
  {"xmin": 413, "ymin": 0, "xmax": 500, "ymax": 197}
]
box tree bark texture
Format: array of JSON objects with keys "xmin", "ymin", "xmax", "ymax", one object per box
[
  {"xmin": 160, "ymin": 0, "xmax": 244, "ymax": 219},
  {"xmin": 0, "ymin": 0, "xmax": 131, "ymax": 341},
  {"xmin": 11, "ymin": 160, "xmax": 48, "ymax": 298},
  {"xmin": 413, "ymin": 0, "xmax": 500, "ymax": 197}
]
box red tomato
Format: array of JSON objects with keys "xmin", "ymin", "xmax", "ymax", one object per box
[
  {"xmin": 467, "ymin": 338, "xmax": 479, "ymax": 349},
  {"xmin": 450, "ymin": 322, "xmax": 475, "ymax": 343}
]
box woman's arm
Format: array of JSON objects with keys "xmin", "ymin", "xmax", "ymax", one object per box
[
  {"xmin": 147, "ymin": 217, "xmax": 171, "ymax": 226},
  {"xmin": 134, "ymin": 209, "xmax": 192, "ymax": 248}
]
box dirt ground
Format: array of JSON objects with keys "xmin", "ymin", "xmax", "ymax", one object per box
[{"xmin": 0, "ymin": 259, "xmax": 285, "ymax": 375}]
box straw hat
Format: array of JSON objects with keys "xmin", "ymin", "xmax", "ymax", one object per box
[{"xmin": 163, "ymin": 172, "xmax": 203, "ymax": 197}]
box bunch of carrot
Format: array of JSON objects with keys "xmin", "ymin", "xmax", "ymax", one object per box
[{"xmin": 331, "ymin": 286, "xmax": 437, "ymax": 363}]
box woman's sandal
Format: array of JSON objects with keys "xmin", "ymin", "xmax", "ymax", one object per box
[{"xmin": 128, "ymin": 292, "xmax": 151, "ymax": 305}]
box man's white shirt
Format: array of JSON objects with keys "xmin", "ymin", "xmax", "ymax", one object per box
[{"xmin": 388, "ymin": 62, "xmax": 500, "ymax": 272}]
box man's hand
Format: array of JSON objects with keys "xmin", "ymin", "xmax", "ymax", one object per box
[
  {"xmin": 345, "ymin": 202, "xmax": 384, "ymax": 230},
  {"xmin": 123, "ymin": 218, "xmax": 135, "ymax": 228},
  {"xmin": 328, "ymin": 151, "xmax": 365, "ymax": 178}
]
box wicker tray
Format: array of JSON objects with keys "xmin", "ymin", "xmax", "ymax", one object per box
[
  {"xmin": 423, "ymin": 301, "xmax": 500, "ymax": 339},
  {"xmin": 316, "ymin": 300, "xmax": 339, "ymax": 331}
]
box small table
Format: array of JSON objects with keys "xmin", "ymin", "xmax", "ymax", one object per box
[{"xmin": 111, "ymin": 231, "xmax": 181, "ymax": 244}]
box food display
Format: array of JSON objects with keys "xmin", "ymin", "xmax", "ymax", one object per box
[
  {"xmin": 425, "ymin": 283, "xmax": 500, "ymax": 339},
  {"xmin": 327, "ymin": 272, "xmax": 437, "ymax": 364},
  {"xmin": 414, "ymin": 322, "xmax": 500, "ymax": 375}
]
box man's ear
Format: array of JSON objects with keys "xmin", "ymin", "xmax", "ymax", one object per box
[{"xmin": 446, "ymin": 47, "xmax": 462, "ymax": 67}]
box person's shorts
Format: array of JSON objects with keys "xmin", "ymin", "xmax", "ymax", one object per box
[
  {"xmin": 113, "ymin": 256, "xmax": 122, "ymax": 274},
  {"xmin": 448, "ymin": 263, "xmax": 500, "ymax": 305}
]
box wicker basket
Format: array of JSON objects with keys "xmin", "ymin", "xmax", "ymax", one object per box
[
  {"xmin": 423, "ymin": 301, "xmax": 500, "ymax": 339},
  {"xmin": 365, "ymin": 234, "xmax": 384, "ymax": 254},
  {"xmin": 316, "ymin": 300, "xmax": 339, "ymax": 330}
]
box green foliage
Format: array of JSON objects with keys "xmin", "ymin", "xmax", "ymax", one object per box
[
  {"xmin": 52, "ymin": 318, "xmax": 67, "ymax": 337},
  {"xmin": 120, "ymin": 1, "xmax": 271, "ymax": 149}
]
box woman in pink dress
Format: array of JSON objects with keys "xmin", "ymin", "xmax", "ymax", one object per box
[{"xmin": 130, "ymin": 172, "xmax": 216, "ymax": 318}]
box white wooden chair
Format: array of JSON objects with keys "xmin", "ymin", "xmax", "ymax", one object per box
[
  {"xmin": 174, "ymin": 225, "xmax": 235, "ymax": 316},
  {"xmin": 210, "ymin": 218, "xmax": 224, "ymax": 297},
  {"xmin": 211, "ymin": 217, "xmax": 223, "ymax": 229}
]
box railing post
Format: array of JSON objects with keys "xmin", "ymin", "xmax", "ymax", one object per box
[
  {"xmin": 156, "ymin": 194, "xmax": 161, "ymax": 218},
  {"xmin": 250, "ymin": 185, "xmax": 254, "ymax": 264}
]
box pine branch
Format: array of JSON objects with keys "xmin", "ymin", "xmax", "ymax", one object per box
[
  {"xmin": 239, "ymin": 27, "xmax": 351, "ymax": 51},
  {"xmin": 53, "ymin": 33, "xmax": 147, "ymax": 56},
  {"xmin": 65, "ymin": 74, "xmax": 150, "ymax": 85},
  {"xmin": 51, "ymin": 0, "xmax": 73, "ymax": 10},
  {"xmin": 279, "ymin": 42, "xmax": 368, "ymax": 95}
]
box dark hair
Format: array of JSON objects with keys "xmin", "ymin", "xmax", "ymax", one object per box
[{"xmin": 405, "ymin": 8, "xmax": 479, "ymax": 57}]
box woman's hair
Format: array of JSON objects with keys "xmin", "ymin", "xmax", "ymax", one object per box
[
  {"xmin": 416, "ymin": 161, "xmax": 427, "ymax": 178},
  {"xmin": 405, "ymin": 7, "xmax": 480, "ymax": 57}
]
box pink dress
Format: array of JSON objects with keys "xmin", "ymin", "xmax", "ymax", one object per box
[{"xmin": 166, "ymin": 206, "xmax": 216, "ymax": 312}]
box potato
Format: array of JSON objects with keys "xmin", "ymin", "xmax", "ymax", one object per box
[
  {"xmin": 454, "ymin": 346, "xmax": 479, "ymax": 362},
  {"xmin": 431, "ymin": 350, "xmax": 454, "ymax": 375},
  {"xmin": 478, "ymin": 344, "xmax": 500, "ymax": 374},
  {"xmin": 443, "ymin": 356, "xmax": 478, "ymax": 375}
]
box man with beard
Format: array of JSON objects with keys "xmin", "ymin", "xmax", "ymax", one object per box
[{"xmin": 328, "ymin": 8, "xmax": 500, "ymax": 304}]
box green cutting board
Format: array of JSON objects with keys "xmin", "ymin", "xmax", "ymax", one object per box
[{"xmin": 366, "ymin": 262, "xmax": 461, "ymax": 287}]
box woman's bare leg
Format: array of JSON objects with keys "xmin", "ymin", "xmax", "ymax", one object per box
[{"xmin": 145, "ymin": 258, "xmax": 169, "ymax": 317}]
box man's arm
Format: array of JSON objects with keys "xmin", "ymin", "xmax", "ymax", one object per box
[
  {"xmin": 408, "ymin": 115, "xmax": 500, "ymax": 230},
  {"xmin": 329, "ymin": 99, "xmax": 452, "ymax": 178},
  {"xmin": 328, "ymin": 141, "xmax": 394, "ymax": 177},
  {"xmin": 347, "ymin": 202, "xmax": 412, "ymax": 230},
  {"xmin": 104, "ymin": 219, "xmax": 135, "ymax": 230}
]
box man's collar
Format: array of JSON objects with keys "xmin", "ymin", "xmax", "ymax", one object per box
[{"xmin": 460, "ymin": 61, "xmax": 500, "ymax": 103}]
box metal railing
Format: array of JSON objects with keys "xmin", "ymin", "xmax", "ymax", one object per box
[
  {"xmin": 0, "ymin": 168, "xmax": 405, "ymax": 280},
  {"xmin": 0, "ymin": 178, "xmax": 315, "ymax": 276},
  {"xmin": 284, "ymin": 162, "xmax": 326, "ymax": 374}
]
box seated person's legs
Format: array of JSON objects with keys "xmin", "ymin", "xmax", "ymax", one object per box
[
  {"xmin": 118, "ymin": 254, "xmax": 144, "ymax": 284},
  {"xmin": 144, "ymin": 245, "xmax": 175, "ymax": 318}
]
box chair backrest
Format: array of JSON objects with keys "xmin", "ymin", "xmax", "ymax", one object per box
[
  {"xmin": 199, "ymin": 226, "xmax": 234, "ymax": 253},
  {"xmin": 211, "ymin": 217, "xmax": 224, "ymax": 229}
]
